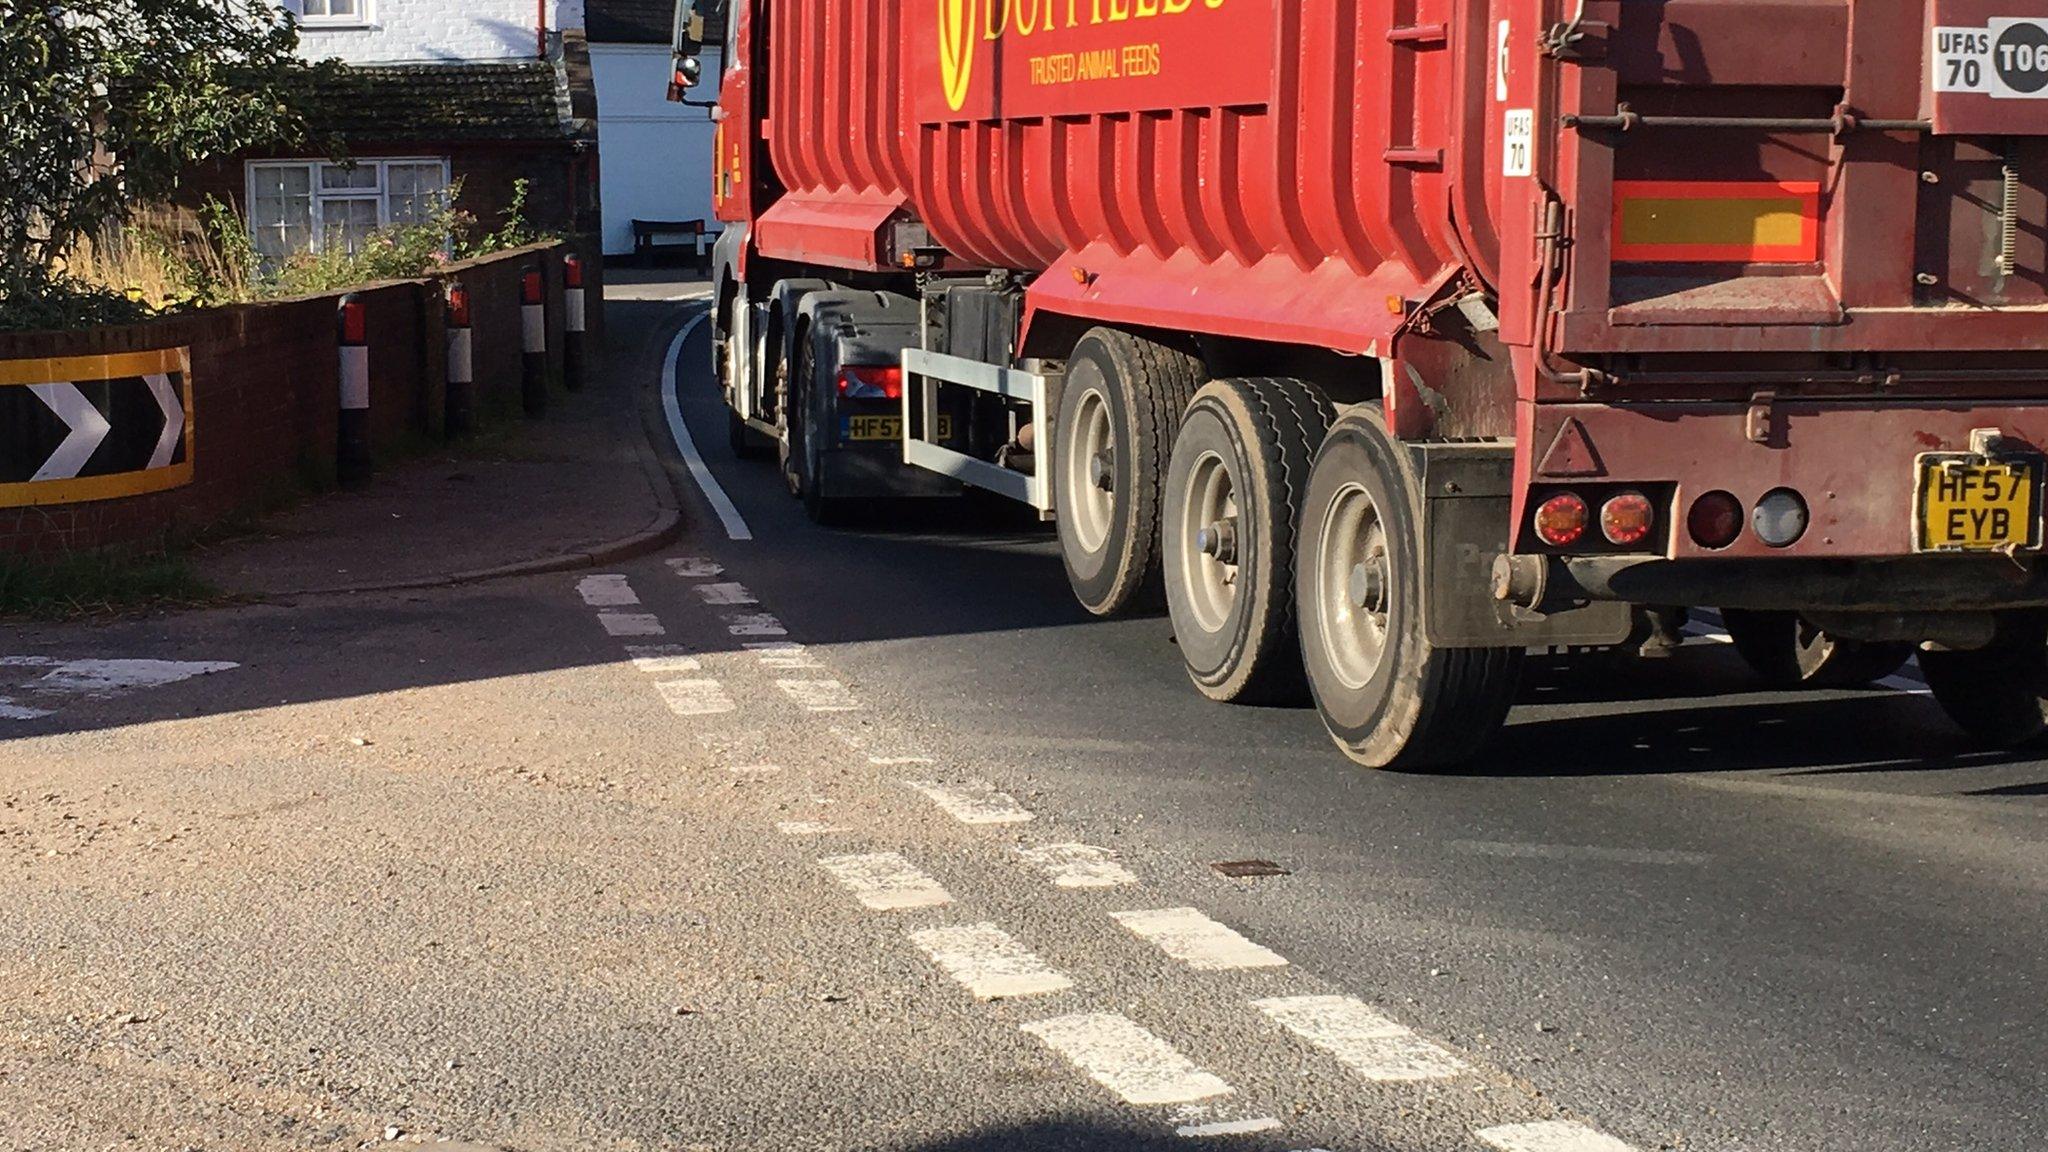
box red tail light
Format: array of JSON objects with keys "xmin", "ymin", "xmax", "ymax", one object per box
[
  {"xmin": 1600, "ymin": 491, "xmax": 1656, "ymax": 547},
  {"xmin": 522, "ymin": 270, "xmax": 544, "ymax": 306},
  {"xmin": 1688, "ymin": 490, "xmax": 1744, "ymax": 549},
  {"xmin": 337, "ymin": 296, "xmax": 367, "ymax": 345},
  {"xmin": 563, "ymin": 255, "xmax": 583, "ymax": 289},
  {"xmin": 446, "ymin": 283, "xmax": 471, "ymax": 327},
  {"xmin": 836, "ymin": 365, "xmax": 903, "ymax": 400},
  {"xmin": 1533, "ymin": 492, "xmax": 1589, "ymax": 548}
]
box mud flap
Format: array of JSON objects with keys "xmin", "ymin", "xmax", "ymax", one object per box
[{"xmin": 1415, "ymin": 442, "xmax": 1633, "ymax": 648}]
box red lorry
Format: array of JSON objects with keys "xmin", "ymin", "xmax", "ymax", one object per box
[{"xmin": 669, "ymin": 0, "xmax": 2048, "ymax": 768}]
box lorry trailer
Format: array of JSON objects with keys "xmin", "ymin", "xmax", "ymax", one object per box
[{"xmin": 670, "ymin": 0, "xmax": 2048, "ymax": 768}]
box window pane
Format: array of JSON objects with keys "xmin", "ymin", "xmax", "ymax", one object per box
[
  {"xmin": 332, "ymin": 0, "xmax": 357, "ymax": 14},
  {"xmin": 321, "ymin": 197, "xmax": 380, "ymax": 254},
  {"xmin": 321, "ymin": 164, "xmax": 377, "ymax": 191},
  {"xmin": 385, "ymin": 163, "xmax": 448, "ymax": 226},
  {"xmin": 303, "ymin": 0, "xmax": 330, "ymax": 16},
  {"xmin": 252, "ymin": 165, "xmax": 311, "ymax": 199},
  {"xmin": 253, "ymin": 198, "xmax": 312, "ymax": 264}
]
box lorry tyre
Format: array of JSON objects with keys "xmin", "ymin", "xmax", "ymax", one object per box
[
  {"xmin": 1919, "ymin": 616, "xmax": 2048, "ymax": 747},
  {"xmin": 1720, "ymin": 609, "xmax": 1914, "ymax": 688},
  {"xmin": 1055, "ymin": 328, "xmax": 1204, "ymax": 616},
  {"xmin": 1164, "ymin": 378, "xmax": 1335, "ymax": 704},
  {"xmin": 787, "ymin": 325, "xmax": 849, "ymax": 526},
  {"xmin": 1296, "ymin": 409, "xmax": 1522, "ymax": 770}
]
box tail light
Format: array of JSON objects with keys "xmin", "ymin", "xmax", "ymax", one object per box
[
  {"xmin": 1533, "ymin": 492, "xmax": 1589, "ymax": 547},
  {"xmin": 1688, "ymin": 491, "xmax": 1744, "ymax": 549},
  {"xmin": 1753, "ymin": 488, "xmax": 1810, "ymax": 548},
  {"xmin": 1600, "ymin": 490, "xmax": 1656, "ymax": 547},
  {"xmin": 837, "ymin": 365, "xmax": 903, "ymax": 400}
]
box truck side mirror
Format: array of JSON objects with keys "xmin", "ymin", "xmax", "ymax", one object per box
[{"xmin": 667, "ymin": 0, "xmax": 718, "ymax": 105}]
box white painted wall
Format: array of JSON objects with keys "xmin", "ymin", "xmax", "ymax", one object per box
[
  {"xmin": 591, "ymin": 44, "xmax": 721, "ymax": 256},
  {"xmin": 282, "ymin": 0, "xmax": 587, "ymax": 64}
]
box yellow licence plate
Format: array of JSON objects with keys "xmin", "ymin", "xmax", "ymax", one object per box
[
  {"xmin": 1915, "ymin": 454, "xmax": 2042, "ymax": 552},
  {"xmin": 844, "ymin": 415, "xmax": 953, "ymax": 442}
]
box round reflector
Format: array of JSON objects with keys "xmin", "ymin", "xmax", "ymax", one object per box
[
  {"xmin": 1601, "ymin": 490, "xmax": 1656, "ymax": 547},
  {"xmin": 1533, "ymin": 492, "xmax": 1589, "ymax": 548},
  {"xmin": 1753, "ymin": 488, "xmax": 1810, "ymax": 548},
  {"xmin": 1688, "ymin": 491, "xmax": 1743, "ymax": 549}
]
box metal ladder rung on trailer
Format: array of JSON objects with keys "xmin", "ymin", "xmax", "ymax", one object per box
[{"xmin": 901, "ymin": 348, "xmax": 1059, "ymax": 518}]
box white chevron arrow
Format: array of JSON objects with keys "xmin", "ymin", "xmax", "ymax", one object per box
[
  {"xmin": 144, "ymin": 373, "xmax": 183, "ymax": 469},
  {"xmin": 28, "ymin": 382, "xmax": 111, "ymax": 482}
]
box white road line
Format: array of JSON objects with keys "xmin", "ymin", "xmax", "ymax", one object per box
[
  {"xmin": 1476, "ymin": 1120, "xmax": 1642, "ymax": 1152},
  {"xmin": 869, "ymin": 755, "xmax": 936, "ymax": 766},
  {"xmin": 1254, "ymin": 995, "xmax": 1467, "ymax": 1081},
  {"xmin": 777, "ymin": 820, "xmax": 848, "ymax": 836},
  {"xmin": 1112, "ymin": 908, "xmax": 1286, "ymax": 971},
  {"xmin": 1020, "ymin": 1013, "xmax": 1232, "ymax": 1106},
  {"xmin": 656, "ymin": 679, "xmax": 735, "ymax": 716},
  {"xmin": 778, "ymin": 679, "xmax": 862, "ymax": 712},
  {"xmin": 907, "ymin": 780, "xmax": 1035, "ymax": 825},
  {"xmin": 32, "ymin": 659, "xmax": 238, "ymax": 695},
  {"xmin": 725, "ymin": 613, "xmax": 788, "ymax": 637},
  {"xmin": 662, "ymin": 312, "xmax": 754, "ymax": 542},
  {"xmin": 746, "ymin": 642, "xmax": 824, "ymax": 669},
  {"xmin": 909, "ymin": 922, "xmax": 1074, "ymax": 1000},
  {"xmin": 696, "ymin": 582, "xmax": 759, "ymax": 606},
  {"xmin": 599, "ymin": 612, "xmax": 666, "ymax": 638},
  {"xmin": 624, "ymin": 645, "xmax": 701, "ymax": 673},
  {"xmin": 576, "ymin": 574, "xmax": 640, "ymax": 607},
  {"xmin": 819, "ymin": 852, "xmax": 954, "ymax": 910},
  {"xmin": 1171, "ymin": 1109, "xmax": 1283, "ymax": 1138},
  {"xmin": 1017, "ymin": 843, "xmax": 1137, "ymax": 889},
  {"xmin": 0, "ymin": 698, "xmax": 54, "ymax": 722},
  {"xmin": 667, "ymin": 556, "xmax": 725, "ymax": 579}
]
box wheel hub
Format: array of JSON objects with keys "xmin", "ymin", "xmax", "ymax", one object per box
[
  {"xmin": 1090, "ymin": 449, "xmax": 1116, "ymax": 492},
  {"xmin": 1316, "ymin": 483, "xmax": 1394, "ymax": 691},
  {"xmin": 1348, "ymin": 561, "xmax": 1385, "ymax": 612},
  {"xmin": 1197, "ymin": 519, "xmax": 1239, "ymax": 566}
]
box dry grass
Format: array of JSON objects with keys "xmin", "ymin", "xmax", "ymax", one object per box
[{"xmin": 60, "ymin": 206, "xmax": 250, "ymax": 310}]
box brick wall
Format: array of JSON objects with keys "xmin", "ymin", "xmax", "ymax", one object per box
[{"xmin": 0, "ymin": 238, "xmax": 603, "ymax": 559}]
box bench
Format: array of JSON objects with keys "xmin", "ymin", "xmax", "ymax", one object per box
[{"xmin": 632, "ymin": 218, "xmax": 718, "ymax": 270}]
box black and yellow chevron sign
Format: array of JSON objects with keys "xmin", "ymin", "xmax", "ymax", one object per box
[{"xmin": 0, "ymin": 348, "xmax": 193, "ymax": 508}]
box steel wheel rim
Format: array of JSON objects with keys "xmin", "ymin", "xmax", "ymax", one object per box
[
  {"xmin": 1317, "ymin": 481, "xmax": 1391, "ymax": 691},
  {"xmin": 1064, "ymin": 387, "xmax": 1115, "ymax": 555},
  {"xmin": 1177, "ymin": 449, "xmax": 1239, "ymax": 634}
]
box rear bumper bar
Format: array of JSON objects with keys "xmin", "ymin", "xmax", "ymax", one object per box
[{"xmin": 1502, "ymin": 554, "xmax": 2048, "ymax": 614}]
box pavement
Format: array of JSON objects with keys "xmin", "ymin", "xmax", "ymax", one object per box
[{"xmin": 1, "ymin": 280, "xmax": 2043, "ymax": 1152}]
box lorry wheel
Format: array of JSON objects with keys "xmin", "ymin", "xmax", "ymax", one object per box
[
  {"xmin": 1920, "ymin": 617, "xmax": 2048, "ymax": 747},
  {"xmin": 1296, "ymin": 409, "xmax": 1522, "ymax": 770},
  {"xmin": 790, "ymin": 326, "xmax": 850, "ymax": 527},
  {"xmin": 1164, "ymin": 378, "xmax": 1335, "ymax": 704},
  {"xmin": 1720, "ymin": 609, "xmax": 1914, "ymax": 688},
  {"xmin": 1055, "ymin": 328, "xmax": 1203, "ymax": 616}
]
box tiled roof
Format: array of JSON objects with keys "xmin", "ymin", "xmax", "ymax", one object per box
[
  {"xmin": 299, "ymin": 61, "xmax": 580, "ymax": 143},
  {"xmin": 587, "ymin": 0, "xmax": 674, "ymax": 44}
]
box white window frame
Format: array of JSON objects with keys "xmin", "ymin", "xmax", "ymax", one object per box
[
  {"xmin": 295, "ymin": 0, "xmax": 373, "ymax": 30},
  {"xmin": 244, "ymin": 157, "xmax": 452, "ymax": 260}
]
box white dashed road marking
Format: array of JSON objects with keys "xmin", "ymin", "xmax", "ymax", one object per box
[
  {"xmin": 599, "ymin": 612, "xmax": 666, "ymax": 638},
  {"xmin": 725, "ymin": 613, "xmax": 788, "ymax": 637},
  {"xmin": 576, "ymin": 574, "xmax": 639, "ymax": 607},
  {"xmin": 1170, "ymin": 1107, "xmax": 1284, "ymax": 1138},
  {"xmin": 625, "ymin": 645, "xmax": 701, "ymax": 673},
  {"xmin": 1021, "ymin": 1013, "xmax": 1232, "ymax": 1106},
  {"xmin": 1018, "ymin": 843, "xmax": 1138, "ymax": 889},
  {"xmin": 1476, "ymin": 1120, "xmax": 1642, "ymax": 1152},
  {"xmin": 907, "ymin": 780, "xmax": 1035, "ymax": 825},
  {"xmin": 747, "ymin": 642, "xmax": 824, "ymax": 669},
  {"xmin": 32, "ymin": 659, "xmax": 238, "ymax": 696},
  {"xmin": 655, "ymin": 679, "xmax": 735, "ymax": 716},
  {"xmin": 1254, "ymin": 995, "xmax": 1467, "ymax": 1081},
  {"xmin": 820, "ymin": 853, "xmax": 954, "ymax": 910},
  {"xmin": 778, "ymin": 679, "xmax": 862, "ymax": 712},
  {"xmin": 1112, "ymin": 908, "xmax": 1287, "ymax": 971},
  {"xmin": 667, "ymin": 556, "xmax": 724, "ymax": 579},
  {"xmin": 696, "ymin": 582, "xmax": 759, "ymax": 606},
  {"xmin": 909, "ymin": 922, "xmax": 1075, "ymax": 1000}
]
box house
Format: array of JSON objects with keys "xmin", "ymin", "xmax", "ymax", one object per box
[
  {"xmin": 179, "ymin": 1, "xmax": 601, "ymax": 262},
  {"xmin": 585, "ymin": 0, "xmax": 721, "ymax": 259}
]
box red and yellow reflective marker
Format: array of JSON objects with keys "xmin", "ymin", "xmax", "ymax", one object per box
[{"xmin": 1612, "ymin": 180, "xmax": 1822, "ymax": 264}]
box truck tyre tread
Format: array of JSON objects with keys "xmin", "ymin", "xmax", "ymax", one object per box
[
  {"xmin": 1720, "ymin": 609, "xmax": 1914, "ymax": 689},
  {"xmin": 1296, "ymin": 409, "xmax": 1522, "ymax": 771},
  {"xmin": 1920, "ymin": 616, "xmax": 2048, "ymax": 747},
  {"xmin": 1056, "ymin": 328, "xmax": 1204, "ymax": 617},
  {"xmin": 1165, "ymin": 377, "xmax": 1333, "ymax": 704}
]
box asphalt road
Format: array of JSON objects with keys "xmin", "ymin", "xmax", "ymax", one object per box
[{"xmin": 2, "ymin": 297, "xmax": 2041, "ymax": 1152}]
